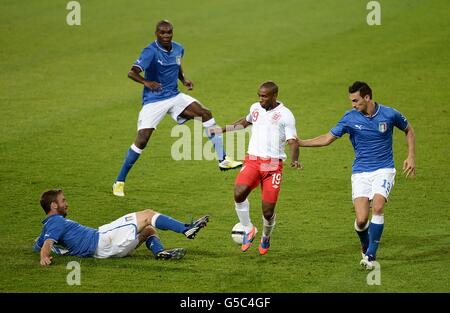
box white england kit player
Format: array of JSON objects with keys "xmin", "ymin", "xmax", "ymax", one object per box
[
  {"xmin": 35, "ymin": 189, "xmax": 209, "ymax": 265},
  {"xmin": 221, "ymin": 81, "xmax": 301, "ymax": 255},
  {"xmin": 112, "ymin": 20, "xmax": 241, "ymax": 197},
  {"xmin": 299, "ymin": 81, "xmax": 416, "ymax": 269}
]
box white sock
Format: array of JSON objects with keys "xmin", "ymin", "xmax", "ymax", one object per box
[
  {"xmin": 235, "ymin": 199, "xmax": 253, "ymax": 232},
  {"xmin": 202, "ymin": 118, "xmax": 216, "ymax": 128},
  {"xmin": 262, "ymin": 213, "xmax": 276, "ymax": 237},
  {"xmin": 371, "ymin": 215, "xmax": 384, "ymax": 224},
  {"xmin": 130, "ymin": 143, "xmax": 143, "ymax": 154},
  {"xmin": 150, "ymin": 213, "xmax": 160, "ymax": 228}
]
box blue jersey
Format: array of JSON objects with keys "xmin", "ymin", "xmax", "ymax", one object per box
[
  {"xmin": 330, "ymin": 103, "xmax": 408, "ymax": 174},
  {"xmin": 33, "ymin": 215, "xmax": 99, "ymax": 257},
  {"xmin": 133, "ymin": 40, "xmax": 184, "ymax": 104}
]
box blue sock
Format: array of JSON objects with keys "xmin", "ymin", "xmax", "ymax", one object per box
[
  {"xmin": 116, "ymin": 144, "xmax": 142, "ymax": 182},
  {"xmin": 146, "ymin": 235, "xmax": 164, "ymax": 256},
  {"xmin": 154, "ymin": 214, "xmax": 188, "ymax": 234},
  {"xmin": 356, "ymin": 228, "xmax": 369, "ymax": 251},
  {"xmin": 354, "ymin": 221, "xmax": 369, "ymax": 251},
  {"xmin": 203, "ymin": 119, "xmax": 226, "ymax": 161},
  {"xmin": 366, "ymin": 216, "xmax": 384, "ymax": 259}
]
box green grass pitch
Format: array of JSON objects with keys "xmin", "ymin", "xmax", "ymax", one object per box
[{"xmin": 1, "ymin": 0, "xmax": 449, "ymax": 292}]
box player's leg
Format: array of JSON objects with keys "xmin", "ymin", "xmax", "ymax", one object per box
[
  {"xmin": 135, "ymin": 209, "xmax": 209, "ymax": 240},
  {"xmin": 351, "ymin": 172, "xmax": 372, "ymax": 258},
  {"xmin": 234, "ymin": 183, "xmax": 254, "ymax": 232},
  {"xmin": 138, "ymin": 225, "xmax": 164, "ymax": 256},
  {"xmin": 234, "ymin": 159, "xmax": 259, "ymax": 251},
  {"xmin": 178, "ymin": 99, "xmax": 242, "ymax": 170},
  {"xmin": 113, "ymin": 128, "xmax": 153, "ymax": 196},
  {"xmin": 258, "ymin": 166, "xmax": 282, "ymax": 255},
  {"xmin": 113, "ymin": 101, "xmax": 168, "ymax": 197},
  {"xmin": 138, "ymin": 225, "xmax": 186, "ymax": 260},
  {"xmin": 353, "ymin": 197, "xmax": 370, "ymax": 257},
  {"xmin": 364, "ymin": 168, "xmax": 396, "ymax": 263},
  {"xmin": 365, "ymin": 194, "xmax": 385, "ymax": 261},
  {"xmin": 259, "ymin": 201, "xmax": 276, "ymax": 255},
  {"xmin": 235, "ymin": 184, "xmax": 258, "ymax": 251}
]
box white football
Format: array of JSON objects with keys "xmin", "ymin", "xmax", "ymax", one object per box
[{"xmin": 231, "ymin": 222, "xmax": 245, "ymax": 244}]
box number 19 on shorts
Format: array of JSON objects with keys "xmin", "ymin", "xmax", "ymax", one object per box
[{"xmin": 271, "ymin": 173, "xmax": 281, "ymax": 186}]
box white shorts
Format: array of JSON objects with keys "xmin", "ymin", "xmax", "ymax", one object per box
[
  {"xmin": 137, "ymin": 93, "xmax": 198, "ymax": 130},
  {"xmin": 94, "ymin": 213, "xmax": 139, "ymax": 258},
  {"xmin": 351, "ymin": 168, "xmax": 396, "ymax": 201}
]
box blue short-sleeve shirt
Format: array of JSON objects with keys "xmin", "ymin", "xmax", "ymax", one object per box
[{"xmin": 330, "ymin": 103, "xmax": 408, "ymax": 173}]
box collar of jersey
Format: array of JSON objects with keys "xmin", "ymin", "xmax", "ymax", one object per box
[
  {"xmin": 361, "ymin": 102, "xmax": 380, "ymax": 118},
  {"xmin": 155, "ymin": 40, "xmax": 172, "ymax": 53},
  {"xmin": 259, "ymin": 101, "xmax": 284, "ymax": 112},
  {"xmin": 42, "ymin": 213, "xmax": 62, "ymax": 224}
]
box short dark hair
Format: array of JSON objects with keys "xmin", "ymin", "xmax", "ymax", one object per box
[
  {"xmin": 155, "ymin": 19, "xmax": 173, "ymax": 31},
  {"xmin": 40, "ymin": 189, "xmax": 63, "ymax": 214},
  {"xmin": 349, "ymin": 81, "xmax": 372, "ymax": 99},
  {"xmin": 259, "ymin": 80, "xmax": 279, "ymax": 95}
]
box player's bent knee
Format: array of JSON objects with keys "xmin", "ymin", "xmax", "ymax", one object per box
[
  {"xmin": 234, "ymin": 188, "xmax": 246, "ymax": 203},
  {"xmin": 135, "ymin": 129, "xmax": 153, "ymax": 149},
  {"xmin": 263, "ymin": 210, "xmax": 274, "ymax": 221},
  {"xmin": 234, "ymin": 193, "xmax": 244, "ymax": 203},
  {"xmin": 234, "ymin": 184, "xmax": 251, "ymax": 203},
  {"xmin": 143, "ymin": 208, "xmax": 155, "ymax": 216},
  {"xmin": 356, "ymin": 219, "xmax": 369, "ymax": 229},
  {"xmin": 202, "ymin": 109, "xmax": 212, "ymax": 121},
  {"xmin": 234, "ymin": 193, "xmax": 248, "ymax": 203},
  {"xmin": 140, "ymin": 208, "xmax": 156, "ymax": 223}
]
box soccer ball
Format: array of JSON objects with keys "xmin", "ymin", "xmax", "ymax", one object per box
[{"xmin": 231, "ymin": 223, "xmax": 245, "ymax": 244}]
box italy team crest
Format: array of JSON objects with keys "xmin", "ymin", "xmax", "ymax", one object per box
[
  {"xmin": 176, "ymin": 55, "xmax": 182, "ymax": 65},
  {"xmin": 378, "ymin": 122, "xmax": 388, "ymax": 133}
]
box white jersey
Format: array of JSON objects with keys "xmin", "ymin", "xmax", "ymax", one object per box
[{"xmin": 245, "ymin": 101, "xmax": 297, "ymax": 160}]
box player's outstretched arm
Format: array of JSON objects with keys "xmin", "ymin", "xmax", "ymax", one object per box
[
  {"xmin": 222, "ymin": 117, "xmax": 252, "ymax": 133},
  {"xmin": 205, "ymin": 117, "xmax": 249, "ymax": 137},
  {"xmin": 40, "ymin": 239, "xmax": 54, "ymax": 266},
  {"xmin": 403, "ymin": 124, "xmax": 416, "ymax": 178},
  {"xmin": 128, "ymin": 66, "xmax": 162, "ymax": 91},
  {"xmin": 287, "ymin": 138, "xmax": 303, "ymax": 169},
  {"xmin": 298, "ymin": 132, "xmax": 337, "ymax": 147}
]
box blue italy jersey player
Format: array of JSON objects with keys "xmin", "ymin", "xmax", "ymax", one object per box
[
  {"xmin": 298, "ymin": 81, "xmax": 416, "ymax": 270},
  {"xmin": 112, "ymin": 20, "xmax": 242, "ymax": 197},
  {"xmin": 34, "ymin": 189, "xmax": 210, "ymax": 266}
]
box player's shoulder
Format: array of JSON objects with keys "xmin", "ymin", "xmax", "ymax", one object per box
[
  {"xmin": 339, "ymin": 108, "xmax": 357, "ymax": 120},
  {"xmin": 145, "ymin": 41, "xmax": 158, "ymax": 50},
  {"xmin": 378, "ymin": 103, "xmax": 392, "ymax": 111},
  {"xmin": 378, "ymin": 103, "xmax": 396, "ymax": 112},
  {"xmin": 277, "ymin": 101, "xmax": 292, "ymax": 113},
  {"xmin": 277, "ymin": 102, "xmax": 295, "ymax": 119},
  {"xmin": 378, "ymin": 103, "xmax": 402, "ymax": 117},
  {"xmin": 43, "ymin": 214, "xmax": 64, "ymax": 226},
  {"xmin": 138, "ymin": 42, "xmax": 158, "ymax": 57},
  {"xmin": 172, "ymin": 41, "xmax": 184, "ymax": 50}
]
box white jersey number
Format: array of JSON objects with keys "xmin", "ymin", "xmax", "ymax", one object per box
[{"xmin": 271, "ymin": 173, "xmax": 282, "ymax": 185}]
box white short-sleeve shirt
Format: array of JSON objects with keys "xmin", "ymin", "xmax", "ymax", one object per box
[{"xmin": 245, "ymin": 101, "xmax": 297, "ymax": 160}]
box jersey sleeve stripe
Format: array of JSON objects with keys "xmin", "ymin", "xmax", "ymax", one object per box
[{"xmin": 132, "ymin": 64, "xmax": 144, "ymax": 72}]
